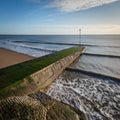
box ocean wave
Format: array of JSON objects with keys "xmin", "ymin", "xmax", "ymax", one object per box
[
  {"xmin": 0, "ymin": 40, "xmax": 52, "ymax": 57},
  {"xmin": 66, "ymin": 67, "xmax": 120, "ymax": 82},
  {"xmin": 2, "ymin": 39, "xmax": 120, "ymax": 50},
  {"xmin": 47, "ymin": 70, "xmax": 120, "ymax": 120},
  {"xmin": 0, "ymin": 40, "xmax": 57, "ymax": 52},
  {"xmin": 83, "ymin": 53, "xmax": 120, "ymax": 58},
  {"xmin": 13, "ymin": 40, "xmax": 77, "ymax": 46},
  {"xmin": 12, "ymin": 40, "xmax": 120, "ymax": 48}
]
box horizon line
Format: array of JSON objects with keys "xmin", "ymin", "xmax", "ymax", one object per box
[{"xmin": 0, "ymin": 34, "xmax": 120, "ymax": 36}]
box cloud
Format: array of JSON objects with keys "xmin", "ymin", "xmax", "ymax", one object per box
[{"xmin": 49, "ymin": 0, "xmax": 118, "ymax": 12}]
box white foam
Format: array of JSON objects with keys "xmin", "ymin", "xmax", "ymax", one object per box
[
  {"xmin": 47, "ymin": 71, "xmax": 120, "ymax": 120},
  {"xmin": 0, "ymin": 40, "xmax": 52, "ymax": 57}
]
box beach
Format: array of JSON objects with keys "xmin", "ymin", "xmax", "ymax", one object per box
[{"xmin": 0, "ymin": 48, "xmax": 34, "ymax": 69}]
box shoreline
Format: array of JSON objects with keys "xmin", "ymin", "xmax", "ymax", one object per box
[{"xmin": 0, "ymin": 48, "xmax": 35, "ymax": 69}]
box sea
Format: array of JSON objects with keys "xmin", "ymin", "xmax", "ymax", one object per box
[{"xmin": 0, "ymin": 35, "xmax": 120, "ymax": 120}]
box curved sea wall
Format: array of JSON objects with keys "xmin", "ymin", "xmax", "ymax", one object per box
[{"xmin": 0, "ymin": 47, "xmax": 85, "ymax": 99}]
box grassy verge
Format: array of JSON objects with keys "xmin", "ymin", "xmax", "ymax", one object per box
[{"xmin": 0, "ymin": 46, "xmax": 83, "ymax": 91}]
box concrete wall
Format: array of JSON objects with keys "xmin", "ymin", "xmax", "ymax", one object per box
[
  {"xmin": 30, "ymin": 50, "xmax": 83, "ymax": 90},
  {"xmin": 0, "ymin": 48, "xmax": 85, "ymax": 99}
]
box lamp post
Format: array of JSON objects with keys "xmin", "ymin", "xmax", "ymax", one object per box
[{"xmin": 79, "ymin": 28, "xmax": 81, "ymax": 46}]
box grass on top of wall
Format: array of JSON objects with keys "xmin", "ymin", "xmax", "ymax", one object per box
[{"xmin": 0, "ymin": 46, "xmax": 83, "ymax": 91}]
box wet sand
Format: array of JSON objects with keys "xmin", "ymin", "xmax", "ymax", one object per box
[{"xmin": 0, "ymin": 48, "xmax": 35, "ymax": 69}]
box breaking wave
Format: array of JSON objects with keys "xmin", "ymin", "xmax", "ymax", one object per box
[
  {"xmin": 82, "ymin": 53, "xmax": 120, "ymax": 58},
  {"xmin": 47, "ymin": 71, "xmax": 120, "ymax": 120}
]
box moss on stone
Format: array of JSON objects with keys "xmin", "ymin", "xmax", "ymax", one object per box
[{"xmin": 0, "ymin": 47, "xmax": 83, "ymax": 91}]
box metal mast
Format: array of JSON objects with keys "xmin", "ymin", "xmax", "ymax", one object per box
[{"xmin": 79, "ymin": 28, "xmax": 81, "ymax": 46}]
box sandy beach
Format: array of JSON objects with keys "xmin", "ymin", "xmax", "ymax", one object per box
[{"xmin": 0, "ymin": 48, "xmax": 34, "ymax": 69}]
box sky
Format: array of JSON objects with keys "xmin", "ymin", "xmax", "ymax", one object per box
[{"xmin": 0, "ymin": 0, "xmax": 120, "ymax": 35}]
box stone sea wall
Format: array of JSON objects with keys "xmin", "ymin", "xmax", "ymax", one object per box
[
  {"xmin": 0, "ymin": 48, "xmax": 85, "ymax": 99},
  {"xmin": 30, "ymin": 50, "xmax": 84, "ymax": 90}
]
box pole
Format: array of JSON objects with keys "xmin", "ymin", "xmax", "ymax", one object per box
[{"xmin": 79, "ymin": 28, "xmax": 81, "ymax": 46}]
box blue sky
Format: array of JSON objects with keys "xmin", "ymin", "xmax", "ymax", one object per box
[{"xmin": 0, "ymin": 0, "xmax": 120, "ymax": 34}]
